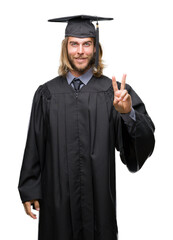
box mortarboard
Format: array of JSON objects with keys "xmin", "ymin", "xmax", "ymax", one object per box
[{"xmin": 48, "ymin": 15, "xmax": 113, "ymax": 69}]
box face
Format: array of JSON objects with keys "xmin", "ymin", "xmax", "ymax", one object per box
[{"xmin": 67, "ymin": 37, "xmax": 96, "ymax": 76}]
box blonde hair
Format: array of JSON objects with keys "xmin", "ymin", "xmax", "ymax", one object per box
[{"xmin": 58, "ymin": 37, "xmax": 104, "ymax": 77}]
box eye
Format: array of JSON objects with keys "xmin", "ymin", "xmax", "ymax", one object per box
[
  {"xmin": 84, "ymin": 42, "xmax": 92, "ymax": 47},
  {"xmin": 70, "ymin": 42, "xmax": 78, "ymax": 46}
]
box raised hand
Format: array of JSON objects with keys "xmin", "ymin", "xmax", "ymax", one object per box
[{"xmin": 112, "ymin": 74, "xmax": 132, "ymax": 113}]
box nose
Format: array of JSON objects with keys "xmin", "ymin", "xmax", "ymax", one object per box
[{"xmin": 77, "ymin": 44, "xmax": 84, "ymax": 54}]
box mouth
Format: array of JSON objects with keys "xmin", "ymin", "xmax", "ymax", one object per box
[{"xmin": 75, "ymin": 58, "xmax": 87, "ymax": 63}]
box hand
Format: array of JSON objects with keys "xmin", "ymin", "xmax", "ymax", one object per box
[
  {"xmin": 112, "ymin": 74, "xmax": 132, "ymax": 113},
  {"xmin": 23, "ymin": 199, "xmax": 40, "ymax": 219}
]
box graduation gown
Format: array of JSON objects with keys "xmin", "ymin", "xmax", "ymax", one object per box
[{"xmin": 18, "ymin": 75, "xmax": 155, "ymax": 240}]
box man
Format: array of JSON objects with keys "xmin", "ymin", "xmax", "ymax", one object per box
[{"xmin": 18, "ymin": 15, "xmax": 155, "ymax": 240}]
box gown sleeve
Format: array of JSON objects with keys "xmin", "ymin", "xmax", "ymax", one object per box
[
  {"xmin": 107, "ymin": 83, "xmax": 155, "ymax": 173},
  {"xmin": 18, "ymin": 84, "xmax": 51, "ymax": 203}
]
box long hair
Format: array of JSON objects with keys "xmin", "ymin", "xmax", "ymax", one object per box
[{"xmin": 58, "ymin": 37, "xmax": 104, "ymax": 77}]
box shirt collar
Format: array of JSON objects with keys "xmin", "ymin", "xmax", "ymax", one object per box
[{"xmin": 66, "ymin": 68, "xmax": 93, "ymax": 85}]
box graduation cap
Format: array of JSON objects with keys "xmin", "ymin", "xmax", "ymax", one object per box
[{"xmin": 48, "ymin": 15, "xmax": 113, "ymax": 69}]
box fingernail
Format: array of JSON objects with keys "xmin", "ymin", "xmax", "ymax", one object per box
[{"xmin": 36, "ymin": 208, "xmax": 40, "ymax": 211}]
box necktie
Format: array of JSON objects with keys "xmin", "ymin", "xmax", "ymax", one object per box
[{"xmin": 72, "ymin": 78, "xmax": 83, "ymax": 91}]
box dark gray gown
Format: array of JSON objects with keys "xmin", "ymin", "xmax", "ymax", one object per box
[{"xmin": 18, "ymin": 75, "xmax": 155, "ymax": 240}]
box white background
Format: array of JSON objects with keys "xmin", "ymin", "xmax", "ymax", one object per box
[{"xmin": 0, "ymin": 0, "xmax": 173, "ymax": 239}]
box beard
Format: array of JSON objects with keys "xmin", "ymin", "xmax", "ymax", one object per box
[{"xmin": 68, "ymin": 53, "xmax": 95, "ymax": 75}]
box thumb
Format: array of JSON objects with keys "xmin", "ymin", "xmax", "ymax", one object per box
[{"xmin": 34, "ymin": 200, "xmax": 40, "ymax": 211}]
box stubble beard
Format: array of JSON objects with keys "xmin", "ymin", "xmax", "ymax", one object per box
[{"xmin": 68, "ymin": 53, "xmax": 95, "ymax": 75}]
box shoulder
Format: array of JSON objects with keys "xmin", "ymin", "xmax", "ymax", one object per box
[
  {"xmin": 34, "ymin": 75, "xmax": 64, "ymax": 99},
  {"xmin": 45, "ymin": 75, "xmax": 63, "ymax": 89},
  {"xmin": 93, "ymin": 75, "xmax": 112, "ymax": 91},
  {"xmin": 45, "ymin": 75, "xmax": 67, "ymax": 94}
]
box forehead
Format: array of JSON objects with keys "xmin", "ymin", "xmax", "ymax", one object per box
[{"xmin": 68, "ymin": 37, "xmax": 94, "ymax": 43}]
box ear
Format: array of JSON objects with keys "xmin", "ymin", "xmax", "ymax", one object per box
[{"xmin": 94, "ymin": 46, "xmax": 96, "ymax": 53}]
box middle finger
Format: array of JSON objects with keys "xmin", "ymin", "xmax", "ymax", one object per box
[{"xmin": 120, "ymin": 74, "xmax": 127, "ymax": 90}]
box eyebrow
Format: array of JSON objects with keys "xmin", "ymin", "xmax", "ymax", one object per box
[{"xmin": 69, "ymin": 40, "xmax": 93, "ymax": 44}]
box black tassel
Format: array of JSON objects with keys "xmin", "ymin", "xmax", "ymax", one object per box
[{"xmin": 95, "ymin": 21, "xmax": 99, "ymax": 69}]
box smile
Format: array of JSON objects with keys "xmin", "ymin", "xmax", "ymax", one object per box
[{"xmin": 75, "ymin": 58, "xmax": 87, "ymax": 63}]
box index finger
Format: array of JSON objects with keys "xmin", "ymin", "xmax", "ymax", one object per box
[
  {"xmin": 112, "ymin": 76, "xmax": 118, "ymax": 93},
  {"xmin": 120, "ymin": 74, "xmax": 127, "ymax": 90}
]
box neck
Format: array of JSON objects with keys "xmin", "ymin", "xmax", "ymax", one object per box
[{"xmin": 70, "ymin": 67, "xmax": 92, "ymax": 77}]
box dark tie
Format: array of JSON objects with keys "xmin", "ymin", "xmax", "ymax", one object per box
[{"xmin": 72, "ymin": 78, "xmax": 83, "ymax": 91}]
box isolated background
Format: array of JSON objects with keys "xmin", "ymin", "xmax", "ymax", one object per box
[{"xmin": 0, "ymin": 0, "xmax": 173, "ymax": 239}]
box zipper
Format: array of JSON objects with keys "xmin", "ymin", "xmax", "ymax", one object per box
[{"xmin": 75, "ymin": 90, "xmax": 79, "ymax": 98}]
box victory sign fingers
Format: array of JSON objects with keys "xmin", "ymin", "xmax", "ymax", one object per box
[{"xmin": 112, "ymin": 74, "xmax": 132, "ymax": 113}]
